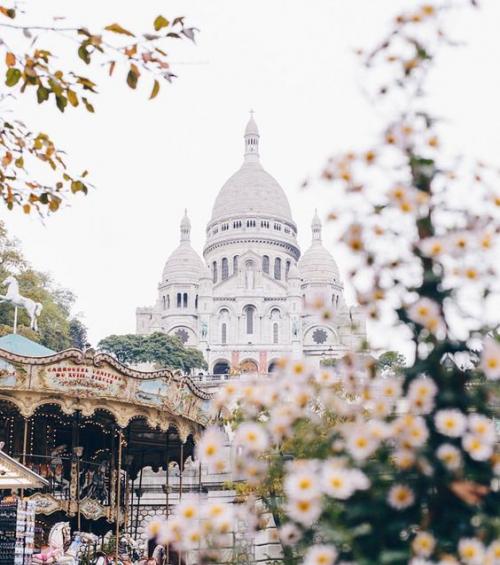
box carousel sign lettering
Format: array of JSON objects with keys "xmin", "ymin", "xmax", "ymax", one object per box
[{"xmin": 44, "ymin": 365, "xmax": 127, "ymax": 394}]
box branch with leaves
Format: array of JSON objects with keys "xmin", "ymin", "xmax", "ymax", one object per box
[{"xmin": 0, "ymin": 3, "xmax": 197, "ymax": 214}]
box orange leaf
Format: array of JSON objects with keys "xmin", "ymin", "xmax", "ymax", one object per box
[{"xmin": 5, "ymin": 51, "xmax": 15, "ymax": 67}]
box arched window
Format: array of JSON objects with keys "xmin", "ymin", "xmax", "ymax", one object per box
[
  {"xmin": 212, "ymin": 261, "xmax": 217, "ymax": 283},
  {"xmin": 274, "ymin": 257, "xmax": 282, "ymax": 280},
  {"xmin": 221, "ymin": 257, "xmax": 229, "ymax": 280},
  {"xmin": 262, "ymin": 255, "xmax": 270, "ymax": 274},
  {"xmin": 162, "ymin": 296, "xmax": 166, "ymax": 310},
  {"xmin": 245, "ymin": 306, "xmax": 255, "ymax": 335},
  {"xmin": 271, "ymin": 308, "xmax": 280, "ymax": 321},
  {"xmin": 273, "ymin": 322, "xmax": 279, "ymax": 344},
  {"xmin": 233, "ymin": 255, "xmax": 239, "ymax": 274},
  {"xmin": 183, "ymin": 293, "xmax": 188, "ymax": 308},
  {"xmin": 286, "ymin": 260, "xmax": 291, "ymax": 278},
  {"xmin": 221, "ymin": 323, "xmax": 227, "ymax": 345},
  {"xmin": 167, "ymin": 295, "xmax": 170, "ymax": 309},
  {"xmin": 195, "ymin": 295, "xmax": 198, "ymax": 309},
  {"xmin": 176, "ymin": 293, "xmax": 181, "ymax": 308},
  {"xmin": 245, "ymin": 260, "xmax": 255, "ymax": 289}
]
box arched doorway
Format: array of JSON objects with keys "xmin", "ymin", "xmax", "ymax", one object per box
[
  {"xmin": 240, "ymin": 359, "xmax": 258, "ymax": 374},
  {"xmin": 213, "ymin": 360, "xmax": 230, "ymax": 375}
]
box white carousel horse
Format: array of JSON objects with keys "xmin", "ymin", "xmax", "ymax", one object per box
[
  {"xmin": 0, "ymin": 275, "xmax": 43, "ymax": 331},
  {"xmin": 32, "ymin": 522, "xmax": 72, "ymax": 564}
]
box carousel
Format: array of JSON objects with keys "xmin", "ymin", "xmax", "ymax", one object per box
[{"xmin": 0, "ymin": 277, "xmax": 215, "ymax": 563}]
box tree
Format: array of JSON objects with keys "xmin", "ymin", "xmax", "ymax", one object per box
[
  {"xmin": 97, "ymin": 332, "xmax": 208, "ymax": 372},
  {"xmin": 0, "ymin": 4, "xmax": 197, "ymax": 214},
  {"xmin": 377, "ymin": 351, "xmax": 406, "ymax": 375},
  {"xmin": 0, "ymin": 221, "xmax": 87, "ymax": 350}
]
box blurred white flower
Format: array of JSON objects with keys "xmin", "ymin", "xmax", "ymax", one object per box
[
  {"xmin": 196, "ymin": 427, "xmax": 226, "ymax": 464},
  {"xmin": 480, "ymin": 337, "xmax": 500, "ymax": 381},
  {"xmin": 412, "ymin": 531, "xmax": 436, "ymax": 558},
  {"xmin": 458, "ymin": 537, "xmax": 485, "ymax": 565},
  {"xmin": 345, "ymin": 427, "xmax": 379, "ymax": 460},
  {"xmin": 303, "ymin": 544, "xmax": 338, "ymax": 565},
  {"xmin": 434, "ymin": 409, "xmax": 467, "ymax": 438},
  {"xmin": 387, "ymin": 484, "xmax": 415, "ymax": 510},
  {"xmin": 462, "ymin": 433, "xmax": 494, "ymax": 462},
  {"xmin": 436, "ymin": 443, "xmax": 462, "ymax": 471},
  {"xmin": 285, "ymin": 497, "xmax": 322, "ymax": 527},
  {"xmin": 234, "ymin": 422, "xmax": 269, "ymax": 453},
  {"xmin": 468, "ymin": 413, "xmax": 496, "ymax": 444},
  {"xmin": 279, "ymin": 522, "xmax": 302, "ymax": 546},
  {"xmin": 285, "ymin": 469, "xmax": 321, "ymax": 500},
  {"xmin": 321, "ymin": 463, "xmax": 355, "ymax": 500}
]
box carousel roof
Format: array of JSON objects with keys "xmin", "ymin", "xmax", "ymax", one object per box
[
  {"xmin": 0, "ymin": 333, "xmax": 55, "ymax": 357},
  {"xmin": 0, "ymin": 449, "xmax": 49, "ymax": 489}
]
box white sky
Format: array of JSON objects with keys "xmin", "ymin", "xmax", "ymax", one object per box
[{"xmin": 2, "ymin": 0, "xmax": 500, "ymax": 349}]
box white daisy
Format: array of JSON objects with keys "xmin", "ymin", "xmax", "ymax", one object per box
[
  {"xmin": 285, "ymin": 497, "xmax": 322, "ymax": 527},
  {"xmin": 387, "ymin": 484, "xmax": 415, "ymax": 510},
  {"xmin": 412, "ymin": 531, "xmax": 436, "ymax": 558},
  {"xmin": 346, "ymin": 427, "xmax": 379, "ymax": 460},
  {"xmin": 303, "ymin": 544, "xmax": 338, "ymax": 565},
  {"xmin": 279, "ymin": 523, "xmax": 302, "ymax": 546},
  {"xmin": 462, "ymin": 433, "xmax": 494, "ymax": 462},
  {"xmin": 234, "ymin": 422, "xmax": 269, "ymax": 452},
  {"xmin": 284, "ymin": 469, "xmax": 321, "ymax": 500},
  {"xmin": 480, "ymin": 337, "xmax": 500, "ymax": 381},
  {"xmin": 196, "ymin": 427, "xmax": 226, "ymax": 463},
  {"xmin": 434, "ymin": 409, "xmax": 467, "ymax": 438},
  {"xmin": 436, "ymin": 443, "xmax": 462, "ymax": 471},
  {"xmin": 468, "ymin": 413, "xmax": 496, "ymax": 444},
  {"xmin": 458, "ymin": 538, "xmax": 485, "ymax": 565},
  {"xmin": 321, "ymin": 462, "xmax": 355, "ymax": 500}
]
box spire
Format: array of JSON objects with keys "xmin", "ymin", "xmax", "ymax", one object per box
[
  {"xmin": 244, "ymin": 109, "xmax": 260, "ymax": 162},
  {"xmin": 311, "ymin": 209, "xmax": 322, "ymax": 242},
  {"xmin": 180, "ymin": 209, "xmax": 191, "ymax": 242}
]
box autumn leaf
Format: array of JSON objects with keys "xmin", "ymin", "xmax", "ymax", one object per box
[
  {"xmin": 150, "ymin": 79, "xmax": 160, "ymax": 99},
  {"xmin": 109, "ymin": 61, "xmax": 116, "ymax": 76},
  {"xmin": 5, "ymin": 67, "xmax": 21, "ymax": 87},
  {"xmin": 154, "ymin": 15, "xmax": 169, "ymax": 31},
  {"xmin": 5, "ymin": 52, "xmax": 15, "ymax": 67},
  {"xmin": 67, "ymin": 89, "xmax": 79, "ymax": 107},
  {"xmin": 105, "ymin": 23, "xmax": 134, "ymax": 37}
]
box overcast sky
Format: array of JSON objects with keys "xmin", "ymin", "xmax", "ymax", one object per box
[{"xmin": 3, "ymin": 0, "xmax": 500, "ymax": 350}]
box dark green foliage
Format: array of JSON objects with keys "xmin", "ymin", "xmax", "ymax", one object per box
[{"xmin": 97, "ymin": 332, "xmax": 207, "ymax": 372}]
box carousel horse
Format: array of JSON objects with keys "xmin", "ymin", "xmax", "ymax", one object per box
[
  {"xmin": 32, "ymin": 522, "xmax": 72, "ymax": 564},
  {"xmin": 0, "ymin": 275, "xmax": 43, "ymax": 330}
]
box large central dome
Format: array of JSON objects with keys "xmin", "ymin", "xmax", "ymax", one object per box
[
  {"xmin": 210, "ymin": 115, "xmax": 293, "ymax": 224},
  {"xmin": 211, "ymin": 160, "xmax": 293, "ymax": 222}
]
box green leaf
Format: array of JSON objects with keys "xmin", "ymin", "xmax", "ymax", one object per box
[
  {"xmin": 5, "ymin": 67, "xmax": 21, "ymax": 87},
  {"xmin": 105, "ymin": 23, "xmax": 134, "ymax": 37},
  {"xmin": 78, "ymin": 44, "xmax": 91, "ymax": 64},
  {"xmin": 82, "ymin": 97, "xmax": 95, "ymax": 113},
  {"xmin": 55, "ymin": 95, "xmax": 67, "ymax": 113},
  {"xmin": 153, "ymin": 15, "xmax": 169, "ymax": 31},
  {"xmin": 150, "ymin": 79, "xmax": 160, "ymax": 99},
  {"xmin": 37, "ymin": 85, "xmax": 50, "ymax": 103}
]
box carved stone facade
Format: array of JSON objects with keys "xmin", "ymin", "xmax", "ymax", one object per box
[{"xmin": 136, "ymin": 116, "xmax": 366, "ymax": 373}]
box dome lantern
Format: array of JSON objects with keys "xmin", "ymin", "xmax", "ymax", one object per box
[{"xmin": 244, "ymin": 110, "xmax": 259, "ymax": 163}]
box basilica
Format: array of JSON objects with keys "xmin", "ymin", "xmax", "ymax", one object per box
[{"xmin": 136, "ymin": 115, "xmax": 365, "ymax": 374}]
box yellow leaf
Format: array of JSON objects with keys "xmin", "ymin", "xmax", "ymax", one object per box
[
  {"xmin": 104, "ymin": 23, "xmax": 134, "ymax": 37},
  {"xmin": 22, "ymin": 203, "xmax": 30, "ymax": 214},
  {"xmin": 153, "ymin": 15, "xmax": 169, "ymax": 31},
  {"xmin": 5, "ymin": 51, "xmax": 15, "ymax": 67},
  {"xmin": 150, "ymin": 79, "xmax": 160, "ymax": 99},
  {"xmin": 67, "ymin": 89, "xmax": 79, "ymax": 107}
]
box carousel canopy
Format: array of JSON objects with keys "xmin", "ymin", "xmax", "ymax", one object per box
[
  {"xmin": 0, "ymin": 334, "xmax": 55, "ymax": 357},
  {"xmin": 0, "ymin": 449, "xmax": 49, "ymax": 489}
]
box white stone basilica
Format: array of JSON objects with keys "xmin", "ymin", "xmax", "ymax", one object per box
[{"xmin": 136, "ymin": 115, "xmax": 365, "ymax": 374}]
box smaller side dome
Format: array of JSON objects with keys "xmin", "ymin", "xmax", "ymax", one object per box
[
  {"xmin": 162, "ymin": 211, "xmax": 204, "ymax": 284},
  {"xmin": 299, "ymin": 211, "xmax": 340, "ymax": 284}
]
